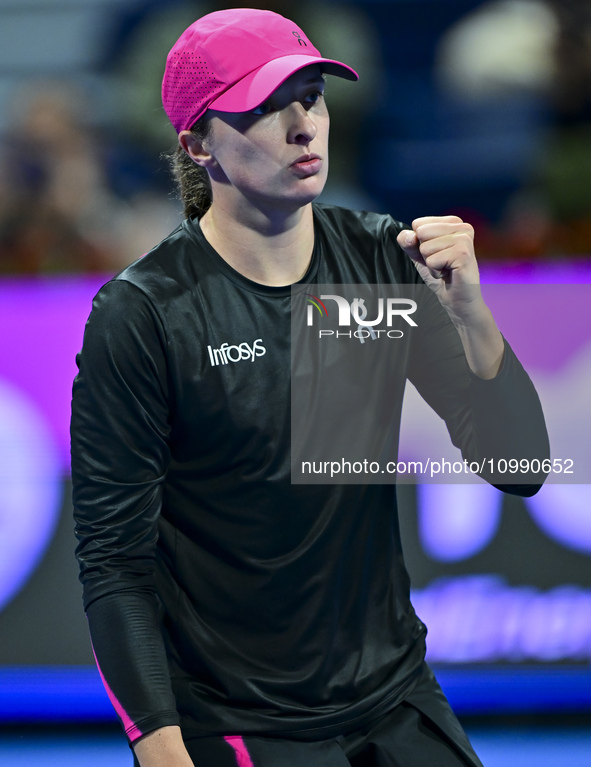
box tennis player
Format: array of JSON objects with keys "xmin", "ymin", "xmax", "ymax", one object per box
[{"xmin": 72, "ymin": 8, "xmax": 548, "ymax": 766}]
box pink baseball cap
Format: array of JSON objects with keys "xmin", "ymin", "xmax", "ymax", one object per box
[{"xmin": 162, "ymin": 8, "xmax": 358, "ymax": 133}]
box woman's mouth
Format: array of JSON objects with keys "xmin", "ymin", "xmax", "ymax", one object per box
[{"xmin": 291, "ymin": 155, "xmax": 323, "ymax": 176}]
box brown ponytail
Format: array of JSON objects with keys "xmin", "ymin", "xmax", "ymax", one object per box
[{"xmin": 166, "ymin": 115, "xmax": 213, "ymax": 219}]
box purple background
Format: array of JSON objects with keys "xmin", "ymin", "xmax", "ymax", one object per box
[{"xmin": 0, "ymin": 276, "xmax": 107, "ymax": 471}]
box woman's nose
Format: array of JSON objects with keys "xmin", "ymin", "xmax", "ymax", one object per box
[{"xmin": 286, "ymin": 101, "xmax": 318, "ymax": 144}]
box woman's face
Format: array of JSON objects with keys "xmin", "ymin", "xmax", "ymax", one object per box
[{"xmin": 204, "ymin": 65, "xmax": 329, "ymax": 213}]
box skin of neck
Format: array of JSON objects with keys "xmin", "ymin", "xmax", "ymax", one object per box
[{"xmin": 198, "ymin": 187, "xmax": 317, "ymax": 288}]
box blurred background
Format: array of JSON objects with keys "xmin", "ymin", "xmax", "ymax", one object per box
[{"xmin": 0, "ymin": 0, "xmax": 590, "ymax": 765}]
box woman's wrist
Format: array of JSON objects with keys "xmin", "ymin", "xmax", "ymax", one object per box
[{"xmin": 133, "ymin": 726, "xmax": 195, "ymax": 767}]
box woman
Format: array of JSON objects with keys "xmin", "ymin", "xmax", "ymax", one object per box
[{"xmin": 71, "ymin": 8, "xmax": 548, "ymax": 767}]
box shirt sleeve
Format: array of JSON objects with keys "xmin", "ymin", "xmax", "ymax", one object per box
[
  {"xmin": 406, "ymin": 286, "xmax": 550, "ymax": 495},
  {"xmin": 71, "ymin": 279, "xmax": 180, "ymax": 743}
]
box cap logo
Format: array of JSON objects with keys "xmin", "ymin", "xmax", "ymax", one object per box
[{"xmin": 292, "ymin": 31, "xmax": 307, "ymax": 47}]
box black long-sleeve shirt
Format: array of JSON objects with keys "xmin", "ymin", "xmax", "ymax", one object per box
[{"xmin": 71, "ymin": 204, "xmax": 548, "ymax": 744}]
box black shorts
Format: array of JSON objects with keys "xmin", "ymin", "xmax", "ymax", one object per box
[{"xmin": 133, "ymin": 665, "xmax": 483, "ymax": 767}]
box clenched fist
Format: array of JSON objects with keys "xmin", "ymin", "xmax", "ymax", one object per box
[
  {"xmin": 397, "ymin": 214, "xmax": 483, "ymax": 325},
  {"xmin": 397, "ymin": 214, "xmax": 504, "ymax": 378}
]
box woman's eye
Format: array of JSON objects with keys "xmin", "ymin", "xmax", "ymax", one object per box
[
  {"xmin": 251, "ymin": 102, "xmax": 273, "ymax": 115},
  {"xmin": 305, "ymin": 90, "xmax": 324, "ymax": 105}
]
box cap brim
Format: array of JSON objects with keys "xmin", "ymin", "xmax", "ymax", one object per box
[{"xmin": 209, "ymin": 54, "xmax": 358, "ymax": 114}]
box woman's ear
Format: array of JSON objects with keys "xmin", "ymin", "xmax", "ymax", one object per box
[{"xmin": 178, "ymin": 130, "xmax": 216, "ymax": 168}]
